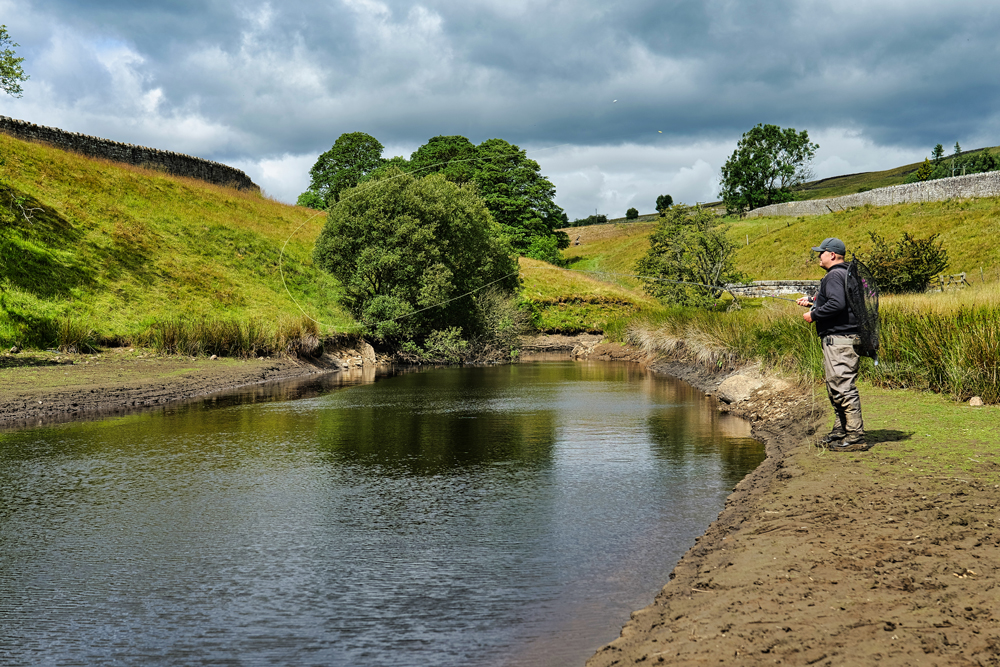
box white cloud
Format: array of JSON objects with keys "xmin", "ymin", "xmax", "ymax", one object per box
[{"xmin": 535, "ymin": 141, "xmax": 732, "ymax": 219}]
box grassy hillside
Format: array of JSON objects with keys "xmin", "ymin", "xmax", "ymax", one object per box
[
  {"xmin": 728, "ymin": 197, "xmax": 1000, "ymax": 282},
  {"xmin": 518, "ymin": 256, "xmax": 665, "ymax": 334},
  {"xmin": 5, "ymin": 129, "xmax": 996, "ymax": 352},
  {"xmin": 0, "ymin": 133, "xmax": 353, "ymax": 350},
  {"xmin": 564, "ymin": 198, "xmax": 1000, "ymax": 286},
  {"xmin": 792, "ymin": 146, "xmax": 1000, "ymax": 201}
]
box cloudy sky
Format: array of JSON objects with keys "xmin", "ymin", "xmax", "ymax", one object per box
[{"xmin": 2, "ymin": 0, "xmax": 998, "ymax": 219}]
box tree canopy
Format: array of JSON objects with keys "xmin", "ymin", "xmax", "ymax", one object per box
[
  {"xmin": 472, "ymin": 138, "xmax": 567, "ymax": 260},
  {"xmin": 1, "ymin": 25, "xmax": 29, "ymax": 98},
  {"xmin": 298, "ymin": 132, "xmax": 385, "ymax": 209},
  {"xmin": 719, "ymin": 124, "xmax": 818, "ymax": 217},
  {"xmin": 408, "ymin": 135, "xmax": 478, "ymax": 184},
  {"xmin": 303, "ymin": 133, "xmax": 568, "ymax": 263},
  {"xmin": 406, "ymin": 135, "xmax": 568, "ymax": 262},
  {"xmin": 312, "ymin": 169, "xmax": 519, "ymax": 342},
  {"xmin": 655, "ymin": 194, "xmax": 673, "ymax": 213}
]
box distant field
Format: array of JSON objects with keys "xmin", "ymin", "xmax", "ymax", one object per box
[{"xmin": 557, "ymin": 196, "xmax": 1000, "ymax": 288}]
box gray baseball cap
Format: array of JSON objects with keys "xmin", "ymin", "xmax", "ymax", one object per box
[{"xmin": 811, "ymin": 237, "xmax": 846, "ymax": 255}]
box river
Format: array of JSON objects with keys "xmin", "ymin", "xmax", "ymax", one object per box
[{"xmin": 0, "ymin": 360, "xmax": 763, "ymax": 666}]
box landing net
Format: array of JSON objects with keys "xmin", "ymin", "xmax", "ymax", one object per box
[{"xmin": 846, "ymin": 254, "xmax": 880, "ymax": 362}]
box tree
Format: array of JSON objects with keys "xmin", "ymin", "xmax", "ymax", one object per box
[
  {"xmin": 408, "ymin": 135, "xmax": 478, "ymax": 184},
  {"xmin": 931, "ymin": 143, "xmax": 945, "ymax": 165},
  {"xmin": 914, "ymin": 158, "xmax": 933, "ymax": 182},
  {"xmin": 625, "ymin": 207, "xmax": 639, "ymax": 220},
  {"xmin": 312, "ymin": 169, "xmax": 519, "ymax": 343},
  {"xmin": 953, "ymin": 141, "xmax": 962, "ymax": 156},
  {"xmin": 635, "ymin": 205, "xmax": 745, "ymax": 307},
  {"xmin": 1, "ymin": 25, "xmax": 29, "ymax": 98},
  {"xmin": 472, "ymin": 138, "xmax": 567, "ymax": 257},
  {"xmin": 299, "ymin": 132, "xmax": 385, "ymax": 209},
  {"xmin": 655, "ymin": 194, "xmax": 673, "ymax": 214},
  {"xmin": 719, "ymin": 123, "xmax": 818, "ymax": 217}
]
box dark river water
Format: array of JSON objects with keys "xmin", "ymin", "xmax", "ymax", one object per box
[{"xmin": 0, "ymin": 360, "xmax": 763, "ymax": 667}]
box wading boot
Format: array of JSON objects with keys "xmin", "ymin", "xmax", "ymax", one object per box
[
  {"xmin": 830, "ymin": 433, "xmax": 868, "ymax": 453},
  {"xmin": 817, "ymin": 427, "xmax": 847, "ymax": 445}
]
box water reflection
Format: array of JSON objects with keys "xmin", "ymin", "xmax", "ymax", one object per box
[{"xmin": 0, "ymin": 361, "xmax": 762, "ymax": 667}]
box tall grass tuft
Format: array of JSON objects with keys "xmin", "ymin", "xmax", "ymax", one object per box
[
  {"xmin": 141, "ymin": 317, "xmax": 281, "ymax": 358},
  {"xmin": 57, "ymin": 317, "xmax": 98, "ymax": 354},
  {"xmin": 628, "ymin": 285, "xmax": 1000, "ymax": 404}
]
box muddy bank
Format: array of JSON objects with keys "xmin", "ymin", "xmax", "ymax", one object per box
[
  {"xmin": 0, "ymin": 342, "xmax": 380, "ymax": 428},
  {"xmin": 579, "ymin": 345, "xmax": 1000, "ymax": 666}
]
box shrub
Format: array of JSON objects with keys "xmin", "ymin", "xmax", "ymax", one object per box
[
  {"xmin": 861, "ymin": 232, "xmax": 949, "ymax": 294},
  {"xmin": 625, "ymin": 207, "xmax": 639, "ymax": 220}
]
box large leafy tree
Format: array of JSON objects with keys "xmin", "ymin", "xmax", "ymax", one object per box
[
  {"xmin": 1, "ymin": 25, "xmax": 29, "ymax": 97},
  {"xmin": 472, "ymin": 138, "xmax": 568, "ymax": 260},
  {"xmin": 408, "ymin": 135, "xmax": 478, "ymax": 184},
  {"xmin": 298, "ymin": 132, "xmax": 385, "ymax": 209},
  {"xmin": 719, "ymin": 124, "xmax": 818, "ymax": 217},
  {"xmin": 635, "ymin": 205, "xmax": 744, "ymax": 307},
  {"xmin": 312, "ymin": 169, "xmax": 519, "ymax": 342}
]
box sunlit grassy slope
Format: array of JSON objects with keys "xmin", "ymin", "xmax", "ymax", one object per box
[
  {"xmin": 728, "ymin": 197, "xmax": 1000, "ymax": 282},
  {"xmin": 0, "ymin": 133, "xmax": 353, "ymax": 348},
  {"xmin": 561, "ymin": 198, "xmax": 1000, "ymax": 286},
  {"xmin": 518, "ymin": 256, "xmax": 666, "ymax": 334}
]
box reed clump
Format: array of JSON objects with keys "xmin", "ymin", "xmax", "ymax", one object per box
[
  {"xmin": 133, "ymin": 316, "xmax": 323, "ymax": 358},
  {"xmin": 627, "ymin": 283, "xmax": 1000, "ymax": 404}
]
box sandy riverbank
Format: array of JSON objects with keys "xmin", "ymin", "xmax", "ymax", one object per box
[{"xmin": 580, "ymin": 347, "xmax": 1000, "ymax": 666}]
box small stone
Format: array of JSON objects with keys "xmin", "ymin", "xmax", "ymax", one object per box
[
  {"xmin": 9, "ymin": 346, "xmax": 19, "ymax": 354},
  {"xmin": 969, "ymin": 396, "xmax": 984, "ymax": 407},
  {"xmin": 210, "ymin": 354, "xmax": 218, "ymax": 360}
]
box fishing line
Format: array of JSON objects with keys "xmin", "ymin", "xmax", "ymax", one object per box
[
  {"xmin": 277, "ymin": 143, "xmax": 809, "ymax": 333},
  {"xmin": 520, "ymin": 265, "xmax": 806, "ymax": 303}
]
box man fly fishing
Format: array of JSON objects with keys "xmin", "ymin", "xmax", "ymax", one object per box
[{"xmin": 797, "ymin": 237, "xmax": 869, "ymax": 452}]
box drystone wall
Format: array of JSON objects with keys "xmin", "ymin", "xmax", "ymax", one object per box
[
  {"xmin": 0, "ymin": 115, "xmax": 259, "ymax": 191},
  {"xmin": 725, "ymin": 280, "xmax": 820, "ymax": 298},
  {"xmin": 747, "ymin": 170, "xmax": 1000, "ymax": 218}
]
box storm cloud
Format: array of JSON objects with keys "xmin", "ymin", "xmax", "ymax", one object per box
[{"xmin": 2, "ymin": 0, "xmax": 997, "ymax": 217}]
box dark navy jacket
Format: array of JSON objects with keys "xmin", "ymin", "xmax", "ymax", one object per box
[{"xmin": 811, "ymin": 262, "xmax": 858, "ymax": 338}]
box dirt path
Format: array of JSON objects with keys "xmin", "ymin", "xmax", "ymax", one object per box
[{"xmin": 586, "ymin": 354, "xmax": 1000, "ymax": 667}]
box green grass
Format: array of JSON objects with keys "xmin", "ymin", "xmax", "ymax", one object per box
[
  {"xmin": 624, "ymin": 283, "xmax": 1000, "ymax": 404},
  {"xmin": 860, "ymin": 383, "xmax": 1000, "ymax": 481},
  {"xmin": 518, "ymin": 257, "xmax": 667, "ymax": 333},
  {"xmin": 726, "ymin": 198, "xmax": 1000, "ymax": 283},
  {"xmin": 1, "ymin": 133, "xmax": 354, "ymax": 352}
]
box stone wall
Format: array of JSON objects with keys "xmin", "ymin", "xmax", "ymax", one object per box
[
  {"xmin": 725, "ymin": 280, "xmax": 819, "ymax": 298},
  {"xmin": 0, "ymin": 115, "xmax": 259, "ymax": 191},
  {"xmin": 747, "ymin": 170, "xmax": 1000, "ymax": 218}
]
